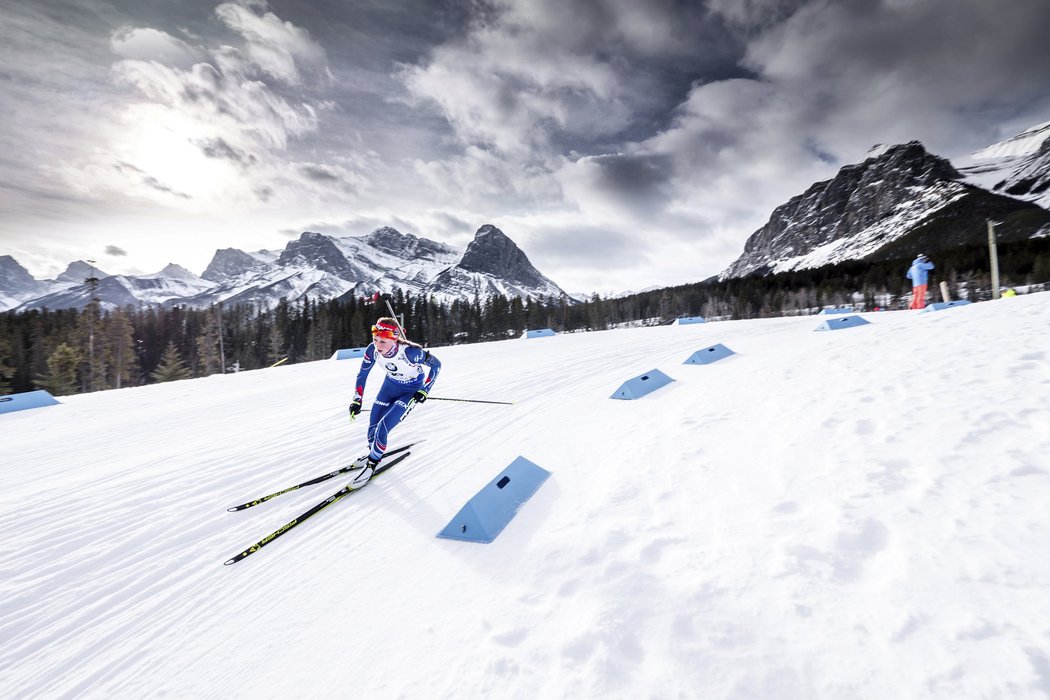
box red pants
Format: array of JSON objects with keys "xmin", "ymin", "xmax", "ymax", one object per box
[{"xmin": 910, "ymin": 284, "xmax": 928, "ymax": 309}]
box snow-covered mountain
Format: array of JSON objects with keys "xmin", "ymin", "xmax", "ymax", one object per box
[
  {"xmin": 721, "ymin": 140, "xmax": 1050, "ymax": 279},
  {"xmin": 16, "ymin": 267, "xmax": 216, "ymax": 312},
  {"xmin": 958, "ymin": 120, "xmax": 1050, "ymax": 208},
  {"xmin": 3, "ymin": 225, "xmax": 571, "ymax": 312},
  {"xmin": 0, "ymin": 255, "xmax": 46, "ymax": 309}
]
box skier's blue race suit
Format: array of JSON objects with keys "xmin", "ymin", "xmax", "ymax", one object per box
[{"xmin": 354, "ymin": 342, "xmax": 441, "ymax": 462}]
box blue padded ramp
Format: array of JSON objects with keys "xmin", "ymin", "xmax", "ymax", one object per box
[
  {"xmin": 923, "ymin": 300, "xmax": 972, "ymax": 312},
  {"xmin": 437, "ymin": 456, "xmax": 551, "ymax": 543},
  {"xmin": 673, "ymin": 316, "xmax": 706, "ymax": 325},
  {"xmin": 610, "ymin": 368, "xmax": 674, "ymax": 400},
  {"xmin": 522, "ymin": 328, "xmax": 556, "ymax": 338},
  {"xmin": 331, "ymin": 347, "xmax": 366, "ymax": 360},
  {"xmin": 818, "ymin": 307, "xmax": 854, "ymax": 315},
  {"xmin": 814, "ymin": 315, "xmax": 870, "ymax": 331},
  {"xmin": 0, "ymin": 390, "xmax": 60, "ymax": 415},
  {"xmin": 684, "ymin": 343, "xmax": 735, "ymax": 365}
]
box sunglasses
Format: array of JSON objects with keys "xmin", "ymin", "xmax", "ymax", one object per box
[{"xmin": 371, "ymin": 325, "xmax": 399, "ymax": 340}]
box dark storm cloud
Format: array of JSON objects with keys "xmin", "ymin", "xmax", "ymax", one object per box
[
  {"xmin": 530, "ymin": 224, "xmax": 648, "ymax": 267},
  {"xmin": 5, "ymin": 0, "xmax": 1050, "ymax": 293},
  {"xmin": 584, "ymin": 154, "xmax": 674, "ymax": 203},
  {"xmin": 400, "ymin": 0, "xmax": 750, "ymax": 157}
]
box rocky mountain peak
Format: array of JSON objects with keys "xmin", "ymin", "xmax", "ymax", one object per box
[
  {"xmin": 363, "ymin": 226, "xmax": 458, "ymax": 261},
  {"xmin": 277, "ymin": 231, "xmax": 369, "ymax": 281},
  {"xmin": 0, "ymin": 255, "xmax": 40, "ymax": 296},
  {"xmin": 56, "ymin": 260, "xmax": 108, "ymax": 284},
  {"xmin": 143, "ymin": 263, "xmax": 199, "ymax": 281},
  {"xmin": 202, "ymin": 248, "xmax": 270, "ymax": 283},
  {"xmin": 864, "ymin": 140, "xmax": 961, "ymax": 180},
  {"xmin": 458, "ymin": 224, "xmax": 544, "ymax": 287},
  {"xmin": 721, "ymin": 141, "xmax": 971, "ymax": 279}
]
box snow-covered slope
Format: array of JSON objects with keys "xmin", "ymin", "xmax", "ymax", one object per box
[
  {"xmin": 959, "ymin": 120, "xmax": 1050, "ymax": 208},
  {"xmin": 3, "ymin": 293, "xmax": 1049, "ymax": 697}
]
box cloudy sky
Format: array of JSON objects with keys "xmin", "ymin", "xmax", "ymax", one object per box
[{"xmin": 2, "ymin": 0, "xmax": 1050, "ymax": 294}]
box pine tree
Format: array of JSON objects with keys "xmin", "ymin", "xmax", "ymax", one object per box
[
  {"xmin": 350, "ymin": 308, "xmax": 368, "ymax": 348},
  {"xmin": 0, "ymin": 334, "xmax": 16, "ymax": 394},
  {"xmin": 74, "ymin": 301, "xmax": 106, "ymax": 392},
  {"xmin": 305, "ymin": 312, "xmax": 332, "ymax": 361},
  {"xmin": 150, "ymin": 341, "xmax": 192, "ymax": 383},
  {"xmin": 195, "ymin": 310, "xmax": 222, "ymax": 376},
  {"xmin": 36, "ymin": 343, "xmax": 81, "ymax": 396},
  {"xmin": 265, "ymin": 320, "xmax": 286, "ymax": 365},
  {"xmin": 106, "ymin": 309, "xmax": 140, "ymax": 389}
]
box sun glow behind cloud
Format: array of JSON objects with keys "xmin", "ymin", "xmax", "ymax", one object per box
[
  {"xmin": 61, "ymin": 1, "xmax": 331, "ymax": 214},
  {"xmin": 115, "ymin": 104, "xmax": 242, "ymax": 205}
]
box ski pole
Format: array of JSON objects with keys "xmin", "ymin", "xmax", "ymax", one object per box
[
  {"xmin": 428, "ymin": 397, "xmax": 515, "ymax": 405},
  {"xmin": 383, "ymin": 297, "xmax": 407, "ymax": 337}
]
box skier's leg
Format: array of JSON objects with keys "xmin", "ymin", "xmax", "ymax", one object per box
[
  {"xmin": 367, "ymin": 387, "xmax": 417, "ymax": 462},
  {"xmin": 915, "ymin": 283, "xmax": 928, "ymax": 309}
]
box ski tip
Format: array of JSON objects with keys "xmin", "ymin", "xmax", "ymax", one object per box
[
  {"xmin": 226, "ymin": 506, "xmax": 239, "ymax": 512},
  {"xmin": 223, "ymin": 559, "xmax": 236, "ymax": 566}
]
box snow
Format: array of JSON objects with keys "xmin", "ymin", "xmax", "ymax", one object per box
[
  {"xmin": 866, "ymin": 143, "xmax": 892, "ymax": 159},
  {"xmin": 3, "ymin": 292, "xmax": 1050, "ymax": 698},
  {"xmin": 968, "ymin": 121, "xmax": 1050, "ymax": 162},
  {"xmin": 958, "ymin": 120, "xmax": 1050, "ymax": 200}
]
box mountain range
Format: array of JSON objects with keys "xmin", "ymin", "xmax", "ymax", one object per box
[
  {"xmin": 4, "ymin": 119, "xmax": 1050, "ymax": 310},
  {"xmin": 0, "ymin": 225, "xmax": 570, "ymax": 312}
]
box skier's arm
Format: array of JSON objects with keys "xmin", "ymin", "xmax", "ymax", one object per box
[
  {"xmin": 421, "ymin": 350, "xmax": 441, "ymax": 392},
  {"xmin": 353, "ymin": 344, "xmax": 377, "ymax": 402}
]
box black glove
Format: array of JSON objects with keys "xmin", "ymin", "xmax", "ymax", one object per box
[
  {"xmin": 349, "ymin": 398, "xmax": 362, "ymax": 420},
  {"xmin": 412, "ymin": 389, "xmax": 428, "ymax": 404}
]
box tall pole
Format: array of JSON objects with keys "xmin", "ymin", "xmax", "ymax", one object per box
[{"xmin": 987, "ymin": 220, "xmax": 1001, "ymax": 300}]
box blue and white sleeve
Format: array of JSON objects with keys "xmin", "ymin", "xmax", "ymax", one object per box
[{"xmin": 354, "ymin": 344, "xmax": 376, "ymax": 401}]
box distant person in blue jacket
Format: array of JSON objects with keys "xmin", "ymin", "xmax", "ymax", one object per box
[
  {"xmin": 907, "ymin": 254, "xmax": 935, "ymax": 310},
  {"xmin": 346, "ymin": 317, "xmax": 441, "ymax": 488}
]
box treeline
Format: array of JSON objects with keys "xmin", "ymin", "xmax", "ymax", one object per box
[{"xmin": 2, "ymin": 237, "xmax": 1048, "ymax": 396}]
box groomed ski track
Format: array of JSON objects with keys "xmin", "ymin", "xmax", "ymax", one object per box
[{"xmin": 2, "ymin": 293, "xmax": 1050, "ymax": 698}]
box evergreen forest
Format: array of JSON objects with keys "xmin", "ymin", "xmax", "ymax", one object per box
[{"xmin": 3, "ymin": 237, "xmax": 1049, "ymax": 397}]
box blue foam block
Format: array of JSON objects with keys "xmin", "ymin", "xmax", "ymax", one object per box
[
  {"xmin": 814, "ymin": 315, "xmax": 871, "ymax": 331},
  {"xmin": 437, "ymin": 456, "xmax": 552, "ymax": 543},
  {"xmin": 0, "ymin": 390, "xmax": 60, "ymax": 415},
  {"xmin": 922, "ymin": 300, "xmax": 972, "ymax": 312},
  {"xmin": 683, "ymin": 343, "xmax": 735, "ymax": 365},
  {"xmin": 522, "ymin": 328, "xmax": 557, "ymax": 338},
  {"xmin": 610, "ymin": 368, "xmax": 675, "ymax": 400},
  {"xmin": 331, "ymin": 347, "xmax": 367, "ymax": 360}
]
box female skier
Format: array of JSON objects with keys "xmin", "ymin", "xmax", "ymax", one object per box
[{"xmin": 347, "ymin": 317, "xmax": 441, "ymax": 488}]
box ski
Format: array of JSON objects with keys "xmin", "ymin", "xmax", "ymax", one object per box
[
  {"xmin": 227, "ymin": 441, "xmax": 422, "ymax": 512},
  {"xmin": 223, "ymin": 451, "xmax": 411, "ymax": 566}
]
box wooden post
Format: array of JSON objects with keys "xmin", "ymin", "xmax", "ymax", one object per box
[
  {"xmin": 988, "ymin": 220, "xmax": 1001, "ymax": 300},
  {"xmin": 939, "ymin": 280, "xmax": 951, "ymax": 302}
]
